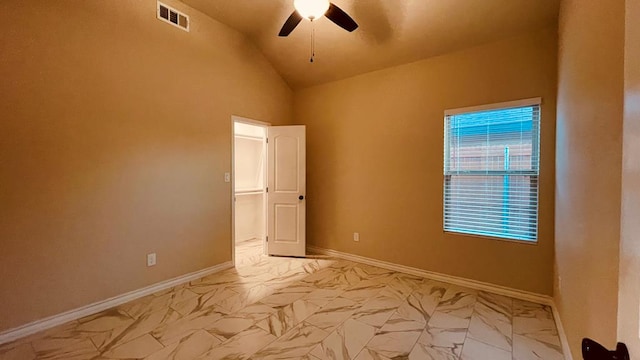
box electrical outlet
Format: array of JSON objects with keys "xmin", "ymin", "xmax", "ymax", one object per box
[
  {"xmin": 147, "ymin": 253, "xmax": 157, "ymax": 267},
  {"xmin": 353, "ymin": 232, "xmax": 360, "ymax": 242}
]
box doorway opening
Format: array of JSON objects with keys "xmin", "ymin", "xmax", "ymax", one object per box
[
  {"xmin": 232, "ymin": 117, "xmax": 307, "ymax": 265},
  {"xmin": 232, "ymin": 117, "xmax": 268, "ymax": 266}
]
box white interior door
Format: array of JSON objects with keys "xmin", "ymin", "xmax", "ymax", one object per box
[{"xmin": 267, "ymin": 125, "xmax": 306, "ymax": 257}]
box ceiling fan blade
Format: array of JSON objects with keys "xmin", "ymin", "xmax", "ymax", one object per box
[
  {"xmin": 279, "ymin": 11, "xmax": 303, "ymax": 36},
  {"xmin": 325, "ymin": 3, "xmax": 358, "ymax": 32}
]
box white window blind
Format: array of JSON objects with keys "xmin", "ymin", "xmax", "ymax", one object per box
[{"xmin": 443, "ymin": 99, "xmax": 541, "ymax": 242}]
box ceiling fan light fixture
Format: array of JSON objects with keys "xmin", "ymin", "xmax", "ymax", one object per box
[{"xmin": 293, "ymin": 0, "xmax": 330, "ymax": 20}]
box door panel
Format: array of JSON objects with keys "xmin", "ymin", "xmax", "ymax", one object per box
[
  {"xmin": 274, "ymin": 136, "xmax": 300, "ymax": 192},
  {"xmin": 267, "ymin": 126, "xmax": 306, "ymax": 257},
  {"xmin": 274, "ymin": 204, "xmax": 298, "ymax": 242}
]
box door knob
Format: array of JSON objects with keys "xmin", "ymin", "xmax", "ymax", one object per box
[{"xmin": 299, "ymin": 195, "xmax": 304, "ymax": 200}]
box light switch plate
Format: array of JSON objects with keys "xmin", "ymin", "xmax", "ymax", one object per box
[{"xmin": 224, "ymin": 172, "xmax": 231, "ymax": 183}]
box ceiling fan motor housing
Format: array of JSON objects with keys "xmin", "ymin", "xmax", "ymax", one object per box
[
  {"xmin": 293, "ymin": 0, "xmax": 330, "ymax": 20},
  {"xmin": 278, "ymin": 0, "xmax": 358, "ymax": 37}
]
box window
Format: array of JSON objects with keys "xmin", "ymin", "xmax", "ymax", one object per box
[{"xmin": 443, "ymin": 98, "xmax": 541, "ymax": 242}]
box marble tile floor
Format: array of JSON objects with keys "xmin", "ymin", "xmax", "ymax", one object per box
[{"xmin": 0, "ymin": 239, "xmax": 565, "ymax": 360}]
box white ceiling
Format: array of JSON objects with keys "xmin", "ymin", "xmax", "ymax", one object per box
[{"xmin": 181, "ymin": 0, "xmax": 560, "ymax": 89}]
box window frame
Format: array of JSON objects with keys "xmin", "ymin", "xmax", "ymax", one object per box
[{"xmin": 443, "ymin": 97, "xmax": 542, "ymax": 243}]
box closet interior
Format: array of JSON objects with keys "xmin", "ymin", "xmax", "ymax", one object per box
[{"xmin": 233, "ymin": 121, "xmax": 267, "ymax": 253}]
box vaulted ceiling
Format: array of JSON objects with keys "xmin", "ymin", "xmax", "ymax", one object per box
[{"xmin": 181, "ymin": 0, "xmax": 560, "ymax": 89}]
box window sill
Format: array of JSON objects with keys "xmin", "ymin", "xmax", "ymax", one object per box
[{"xmin": 443, "ymin": 231, "xmax": 539, "ymax": 246}]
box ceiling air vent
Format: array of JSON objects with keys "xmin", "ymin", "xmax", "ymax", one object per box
[{"xmin": 157, "ymin": 2, "xmax": 189, "ymax": 32}]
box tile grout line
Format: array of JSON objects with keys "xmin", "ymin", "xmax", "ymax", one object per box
[
  {"xmin": 462, "ymin": 293, "xmax": 516, "ymax": 356},
  {"xmin": 457, "ymin": 293, "xmax": 477, "ymax": 359},
  {"xmin": 400, "ymin": 304, "xmax": 427, "ymax": 360}
]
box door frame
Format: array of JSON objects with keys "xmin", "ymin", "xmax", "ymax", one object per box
[{"xmin": 231, "ymin": 115, "xmax": 270, "ymax": 266}]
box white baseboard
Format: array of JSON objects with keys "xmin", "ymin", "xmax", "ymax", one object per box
[
  {"xmin": 307, "ymin": 246, "xmax": 551, "ymax": 303},
  {"xmin": 551, "ymin": 303, "xmax": 574, "ymax": 360},
  {"xmin": 307, "ymin": 245, "xmax": 572, "ymax": 360},
  {"xmin": 0, "ymin": 261, "xmax": 234, "ymax": 345}
]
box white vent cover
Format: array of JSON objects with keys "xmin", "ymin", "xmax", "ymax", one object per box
[{"xmin": 157, "ymin": 2, "xmax": 189, "ymax": 32}]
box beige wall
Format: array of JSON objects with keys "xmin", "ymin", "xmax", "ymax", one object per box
[
  {"xmin": 0, "ymin": 0, "xmax": 292, "ymax": 331},
  {"xmin": 294, "ymin": 28, "xmax": 557, "ymax": 295},
  {"xmin": 618, "ymin": 0, "xmax": 640, "ymax": 356},
  {"xmin": 555, "ymin": 0, "xmax": 624, "ymax": 357}
]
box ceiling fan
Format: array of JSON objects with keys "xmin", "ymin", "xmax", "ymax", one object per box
[{"xmin": 278, "ymin": 0, "xmax": 358, "ymax": 37}]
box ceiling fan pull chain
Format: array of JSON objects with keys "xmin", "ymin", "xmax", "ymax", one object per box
[{"xmin": 310, "ymin": 20, "xmax": 315, "ymax": 63}]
